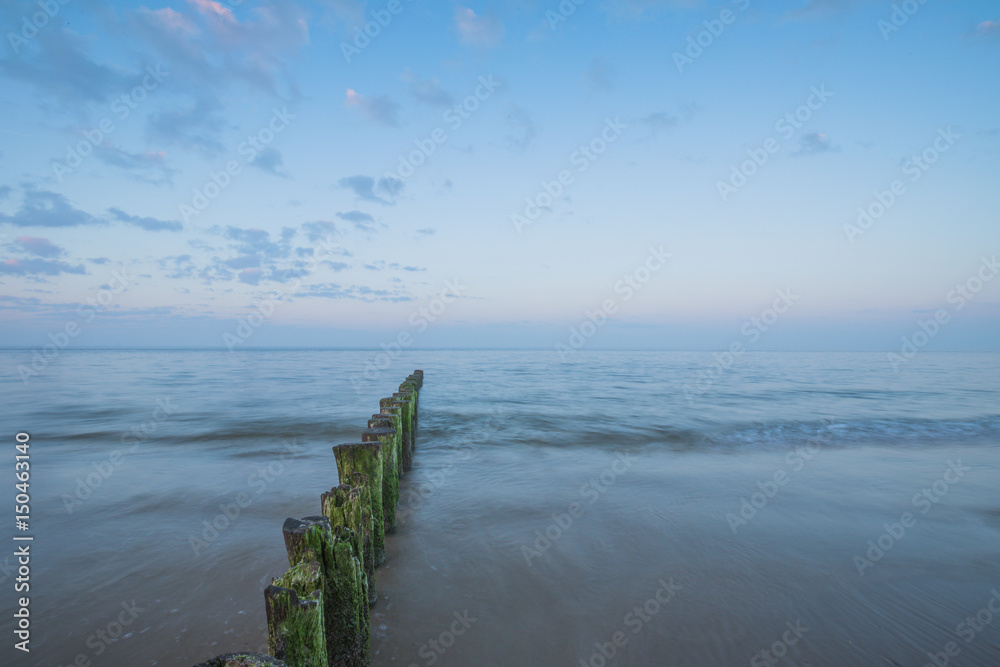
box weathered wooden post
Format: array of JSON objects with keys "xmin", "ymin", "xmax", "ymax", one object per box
[
  {"xmin": 321, "ymin": 478, "xmax": 376, "ymax": 605},
  {"xmin": 282, "ymin": 517, "xmax": 369, "ymax": 666},
  {"xmin": 332, "ymin": 443, "xmax": 385, "ymax": 565},
  {"xmin": 361, "ymin": 426, "xmax": 399, "ymax": 530},
  {"xmin": 369, "ymin": 413, "xmax": 406, "ymax": 473},
  {"xmin": 391, "ymin": 393, "xmax": 416, "ymax": 462},
  {"xmin": 265, "ymin": 561, "xmax": 326, "ymax": 666}
]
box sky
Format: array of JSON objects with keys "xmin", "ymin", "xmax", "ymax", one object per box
[{"xmin": 0, "ymin": 0, "xmax": 998, "ymax": 352}]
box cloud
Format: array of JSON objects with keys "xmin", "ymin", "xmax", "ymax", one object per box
[
  {"xmin": 170, "ymin": 223, "xmax": 337, "ymax": 286},
  {"xmin": 795, "ymin": 131, "xmax": 836, "ymax": 155},
  {"xmin": 146, "ymin": 97, "xmax": 228, "ymax": 157},
  {"xmin": 973, "ymin": 20, "xmax": 1000, "ymax": 37},
  {"xmin": 338, "ymin": 175, "xmax": 404, "ymax": 205},
  {"xmin": 238, "ymin": 268, "xmax": 263, "ymax": 285},
  {"xmin": 301, "ymin": 221, "xmax": 340, "ymax": 242},
  {"xmin": 220, "ymin": 225, "xmax": 290, "ymax": 258},
  {"xmin": 0, "ymin": 186, "xmax": 11, "ymax": 201},
  {"xmin": 504, "ymin": 104, "xmax": 537, "ymax": 151},
  {"xmin": 344, "ymin": 89, "xmax": 400, "ymax": 126},
  {"xmin": 402, "ymin": 69, "xmax": 455, "ymax": 108},
  {"xmin": 294, "ymin": 282, "xmax": 413, "ymax": 302},
  {"xmin": 454, "ymin": 7, "xmax": 504, "ymax": 48},
  {"xmin": 0, "ymin": 258, "xmax": 86, "ymax": 276},
  {"xmin": 639, "ymin": 111, "xmax": 677, "ymax": 129},
  {"xmin": 0, "ymin": 23, "xmax": 127, "ymax": 106},
  {"xmin": 125, "ymin": 0, "xmax": 308, "ymax": 152},
  {"xmin": 417, "ymin": 227, "xmax": 435, "ymax": 236},
  {"xmin": 12, "ymin": 236, "xmax": 63, "ymax": 258},
  {"xmin": 128, "ymin": 0, "xmax": 309, "ymax": 96},
  {"xmin": 251, "ymin": 147, "xmax": 288, "ymax": 176},
  {"xmin": 95, "ymin": 145, "xmax": 178, "ymax": 185},
  {"xmin": 89, "ymin": 257, "xmax": 111, "ymax": 265},
  {"xmin": 0, "ymin": 189, "xmax": 101, "ymax": 227},
  {"xmin": 584, "ymin": 59, "xmax": 616, "ymax": 91},
  {"xmin": 336, "ymin": 210, "xmax": 376, "ymax": 232},
  {"xmin": 109, "ymin": 207, "xmax": 183, "ymax": 232}
]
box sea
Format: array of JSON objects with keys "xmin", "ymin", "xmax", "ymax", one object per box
[{"xmin": 0, "ymin": 349, "xmax": 998, "ymax": 666}]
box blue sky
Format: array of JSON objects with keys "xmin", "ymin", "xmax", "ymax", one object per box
[{"xmin": 0, "ymin": 0, "xmax": 998, "ymax": 350}]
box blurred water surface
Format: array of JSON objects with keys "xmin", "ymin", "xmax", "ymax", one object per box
[{"xmin": 0, "ymin": 350, "xmax": 998, "ymax": 666}]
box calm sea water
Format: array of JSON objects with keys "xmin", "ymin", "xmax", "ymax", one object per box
[{"xmin": 0, "ymin": 350, "xmax": 998, "ymax": 666}]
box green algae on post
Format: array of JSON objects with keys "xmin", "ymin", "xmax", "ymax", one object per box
[
  {"xmin": 390, "ymin": 395, "xmax": 416, "ymax": 460},
  {"xmin": 332, "ymin": 443, "xmax": 385, "ymax": 566},
  {"xmin": 321, "ymin": 480, "xmax": 376, "ymax": 605},
  {"xmin": 361, "ymin": 426, "xmax": 399, "ymax": 530},
  {"xmin": 281, "ymin": 517, "xmax": 369, "ymax": 666},
  {"xmin": 371, "ymin": 412, "xmax": 409, "ymax": 472},
  {"xmin": 265, "ymin": 561, "xmax": 326, "ymax": 666}
]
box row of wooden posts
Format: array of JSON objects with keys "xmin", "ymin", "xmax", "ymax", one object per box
[{"xmin": 195, "ymin": 370, "xmax": 423, "ymax": 667}]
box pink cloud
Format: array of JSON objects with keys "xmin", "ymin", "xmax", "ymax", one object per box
[{"xmin": 188, "ymin": 0, "xmax": 236, "ymax": 23}]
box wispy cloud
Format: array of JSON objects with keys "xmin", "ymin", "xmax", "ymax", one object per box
[
  {"xmin": 338, "ymin": 175, "xmax": 404, "ymax": 205},
  {"xmin": 795, "ymin": 131, "xmax": 836, "ymax": 155},
  {"xmin": 503, "ymin": 104, "xmax": 536, "ymax": 151},
  {"xmin": 336, "ymin": 210, "xmax": 377, "ymax": 232},
  {"xmin": 11, "ymin": 236, "xmax": 64, "ymax": 258},
  {"xmin": 251, "ymin": 147, "xmax": 289, "ymax": 176},
  {"xmin": 0, "ymin": 257, "xmax": 86, "ymax": 276},
  {"xmin": 109, "ymin": 207, "xmax": 183, "ymax": 232},
  {"xmin": 454, "ymin": 7, "xmax": 504, "ymax": 48},
  {"xmin": 345, "ymin": 89, "xmax": 400, "ymax": 126},
  {"xmin": 972, "ymin": 19, "xmax": 1000, "ymax": 38},
  {"xmin": 584, "ymin": 59, "xmax": 617, "ymax": 91},
  {"xmin": 0, "ymin": 189, "xmax": 101, "ymax": 227},
  {"xmin": 95, "ymin": 145, "xmax": 178, "ymax": 185},
  {"xmin": 402, "ymin": 69, "xmax": 455, "ymax": 108}
]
